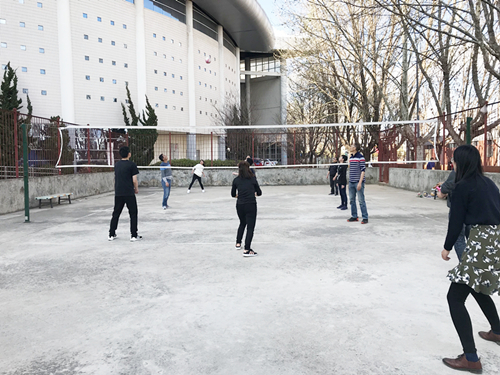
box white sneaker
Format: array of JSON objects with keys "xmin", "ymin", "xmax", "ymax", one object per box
[
  {"xmin": 130, "ymin": 235, "xmax": 143, "ymax": 242},
  {"xmin": 202, "ymin": 189, "xmax": 205, "ymax": 193},
  {"xmin": 162, "ymin": 206, "xmax": 167, "ymax": 210},
  {"xmin": 187, "ymin": 190, "xmax": 190, "ymax": 194},
  {"xmin": 108, "ymin": 234, "xmax": 117, "ymax": 241}
]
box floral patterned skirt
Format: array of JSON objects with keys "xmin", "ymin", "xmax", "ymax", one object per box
[{"xmin": 447, "ymin": 224, "xmax": 500, "ymax": 295}]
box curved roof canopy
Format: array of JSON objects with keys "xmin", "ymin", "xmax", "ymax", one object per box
[{"xmin": 194, "ymin": 0, "xmax": 275, "ymax": 52}]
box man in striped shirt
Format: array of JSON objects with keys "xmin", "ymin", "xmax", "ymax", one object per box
[{"xmin": 348, "ymin": 144, "xmax": 369, "ymax": 224}]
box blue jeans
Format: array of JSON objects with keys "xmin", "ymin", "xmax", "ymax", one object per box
[
  {"xmin": 161, "ymin": 178, "xmax": 171, "ymax": 207},
  {"xmin": 448, "ymin": 211, "xmax": 467, "ymax": 261},
  {"xmin": 349, "ymin": 181, "xmax": 368, "ymax": 220}
]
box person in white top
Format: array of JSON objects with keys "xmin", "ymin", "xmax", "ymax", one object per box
[{"xmin": 187, "ymin": 160, "xmax": 206, "ymax": 193}]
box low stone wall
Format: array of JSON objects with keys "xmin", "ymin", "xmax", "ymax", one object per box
[
  {"xmin": 0, "ymin": 167, "xmax": 380, "ymax": 214},
  {"xmin": 388, "ymin": 168, "xmax": 500, "ymax": 192},
  {"xmin": 0, "ymin": 173, "xmax": 114, "ymax": 215}
]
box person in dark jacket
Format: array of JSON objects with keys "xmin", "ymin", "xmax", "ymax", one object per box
[
  {"xmin": 335, "ymin": 155, "xmax": 348, "ymax": 210},
  {"xmin": 327, "ymin": 157, "xmax": 339, "ymax": 195},
  {"xmin": 441, "ymin": 145, "xmax": 500, "ymax": 373},
  {"xmin": 437, "ymin": 169, "xmax": 467, "ymax": 260},
  {"xmin": 231, "ymin": 161, "xmax": 262, "ymax": 257}
]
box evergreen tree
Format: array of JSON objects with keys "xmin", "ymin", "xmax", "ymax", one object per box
[{"xmin": 0, "ymin": 62, "xmax": 23, "ymax": 111}]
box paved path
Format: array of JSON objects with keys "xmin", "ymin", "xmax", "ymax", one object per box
[{"xmin": 1, "ymin": 185, "xmax": 499, "ymax": 374}]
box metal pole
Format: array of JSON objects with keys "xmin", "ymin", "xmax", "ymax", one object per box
[
  {"xmin": 108, "ymin": 129, "xmax": 112, "ymax": 166},
  {"xmin": 466, "ymin": 117, "xmax": 472, "ymax": 145},
  {"xmin": 293, "ymin": 131, "xmax": 296, "ymax": 165},
  {"xmin": 441, "ymin": 113, "xmax": 446, "ymax": 169},
  {"xmin": 252, "ymin": 131, "xmax": 255, "ymax": 159},
  {"xmin": 484, "ymin": 108, "xmax": 488, "ymax": 167},
  {"xmin": 14, "ymin": 108, "xmax": 19, "ymax": 178},
  {"xmin": 22, "ymin": 123, "xmax": 30, "ymax": 222},
  {"xmin": 211, "ymin": 131, "xmax": 213, "ymax": 167},
  {"xmin": 57, "ymin": 117, "xmax": 61, "ymax": 175},
  {"xmin": 414, "ymin": 123, "xmax": 417, "ymax": 168},
  {"xmin": 87, "ymin": 124, "xmax": 91, "ymax": 171}
]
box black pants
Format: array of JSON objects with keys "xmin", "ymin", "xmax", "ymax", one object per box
[
  {"xmin": 447, "ymin": 282, "xmax": 500, "ymax": 353},
  {"xmin": 329, "ymin": 176, "xmax": 338, "ymax": 194},
  {"xmin": 109, "ymin": 195, "xmax": 138, "ymax": 237},
  {"xmin": 339, "ymin": 184, "xmax": 347, "ymax": 206},
  {"xmin": 236, "ymin": 203, "xmax": 257, "ymax": 250},
  {"xmin": 188, "ymin": 174, "xmax": 204, "ymax": 190}
]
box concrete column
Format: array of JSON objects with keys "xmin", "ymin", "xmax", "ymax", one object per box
[
  {"xmin": 57, "ymin": 0, "xmax": 75, "ymax": 123},
  {"xmin": 136, "ymin": 0, "xmax": 147, "ymax": 111},
  {"xmin": 186, "ymin": 0, "xmax": 197, "ymax": 159},
  {"xmin": 245, "ymin": 57, "xmax": 251, "ymax": 125},
  {"xmin": 218, "ymin": 25, "xmax": 226, "ymax": 160},
  {"xmin": 280, "ymin": 57, "xmax": 288, "ymax": 165},
  {"xmin": 236, "ymin": 47, "xmax": 241, "ymax": 104}
]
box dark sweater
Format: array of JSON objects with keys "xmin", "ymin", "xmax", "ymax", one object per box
[
  {"xmin": 444, "ymin": 174, "xmax": 500, "ymax": 250},
  {"xmin": 231, "ymin": 176, "xmax": 262, "ymax": 204},
  {"xmin": 337, "ymin": 164, "xmax": 347, "ymax": 186},
  {"xmin": 440, "ymin": 170, "xmax": 456, "ymax": 208}
]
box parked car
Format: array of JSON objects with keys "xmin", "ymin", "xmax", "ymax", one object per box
[
  {"xmin": 253, "ymin": 158, "xmax": 263, "ymax": 166},
  {"xmin": 264, "ymin": 159, "xmax": 278, "ymax": 166}
]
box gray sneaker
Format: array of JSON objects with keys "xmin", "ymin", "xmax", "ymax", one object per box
[{"xmin": 130, "ymin": 235, "xmax": 143, "ymax": 242}]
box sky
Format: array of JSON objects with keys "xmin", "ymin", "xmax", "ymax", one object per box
[{"xmin": 257, "ymin": 0, "xmax": 287, "ymax": 35}]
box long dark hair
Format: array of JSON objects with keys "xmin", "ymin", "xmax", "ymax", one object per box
[
  {"xmin": 454, "ymin": 144, "xmax": 483, "ymax": 183},
  {"xmin": 238, "ymin": 161, "xmax": 254, "ymax": 179}
]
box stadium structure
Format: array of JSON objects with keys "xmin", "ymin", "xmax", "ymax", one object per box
[{"xmin": 0, "ymin": 0, "xmax": 286, "ymax": 162}]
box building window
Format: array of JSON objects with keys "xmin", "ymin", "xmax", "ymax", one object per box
[
  {"xmin": 37, "ymin": 2, "xmax": 43, "ymax": 8},
  {"xmin": 100, "ymin": 96, "xmax": 105, "ymax": 101},
  {"xmin": 154, "ymin": 70, "xmax": 157, "ymax": 74},
  {"xmin": 179, "ymin": 42, "xmax": 182, "ymax": 47},
  {"xmin": 125, "ymin": 81, "xmax": 128, "ymax": 86},
  {"xmin": 41, "ymin": 90, "xmax": 47, "ymax": 95},
  {"xmin": 123, "ymin": 24, "xmax": 127, "ymax": 29},
  {"xmin": 99, "ymin": 58, "xmax": 103, "ymax": 63},
  {"xmin": 165, "ymin": 105, "xmax": 168, "ymax": 109},
  {"xmin": 124, "ymin": 63, "xmax": 128, "ymax": 68},
  {"xmin": 85, "ymin": 75, "xmax": 90, "ymax": 80},
  {"xmin": 164, "ymin": 88, "xmax": 167, "ymax": 92},
  {"xmin": 171, "ymin": 56, "xmax": 174, "ymax": 61},
  {"xmin": 214, "ymin": 72, "xmax": 216, "ymax": 76},
  {"xmin": 163, "ymin": 72, "xmax": 166, "ymax": 76},
  {"xmin": 179, "ymin": 59, "xmax": 182, "ymax": 63},
  {"xmin": 154, "ymin": 52, "xmax": 157, "ymax": 56},
  {"xmin": 153, "ymin": 33, "xmax": 156, "ymax": 38},
  {"xmin": 22, "ymin": 88, "xmax": 28, "ymax": 94},
  {"xmin": 39, "ymin": 48, "xmax": 44, "ymax": 53},
  {"xmin": 163, "ymin": 54, "xmax": 166, "ymax": 59},
  {"xmin": 111, "ymin": 41, "xmax": 115, "ymax": 46},
  {"xmin": 21, "ymin": 45, "xmax": 26, "ymax": 50},
  {"xmin": 38, "ymin": 25, "xmax": 43, "ymax": 31},
  {"xmin": 110, "ymin": 20, "xmax": 114, "ymax": 26},
  {"xmin": 172, "ymin": 74, "xmax": 175, "ymax": 78},
  {"xmin": 199, "ymin": 66, "xmax": 201, "ymax": 70},
  {"xmin": 0, "ymin": 19, "xmax": 5, "ymax": 24},
  {"xmin": 200, "ymin": 111, "xmax": 202, "ymax": 114},
  {"xmin": 97, "ymin": 17, "xmax": 102, "ymax": 22},
  {"xmin": 155, "ymin": 103, "xmax": 158, "ymax": 108},
  {"xmin": 180, "ymin": 92, "xmax": 183, "ymax": 96},
  {"xmin": 99, "ymin": 77, "xmax": 104, "ymax": 82},
  {"xmin": 98, "ymin": 38, "xmax": 102, "ymax": 43},
  {"xmin": 84, "ymin": 34, "xmax": 88, "ymax": 40},
  {"xmin": 181, "ymin": 107, "xmax": 183, "ymax": 111},
  {"xmin": 21, "ymin": 67, "xmax": 27, "ymax": 72},
  {"xmin": 112, "ymin": 79, "xmax": 117, "ymax": 84},
  {"xmin": 125, "ymin": 99, "xmax": 129, "ymax": 104},
  {"xmin": 155, "ymin": 87, "xmax": 158, "ymax": 91},
  {"xmin": 83, "ymin": 13, "xmax": 88, "ymax": 18},
  {"xmin": 180, "ymin": 76, "xmax": 183, "ymax": 80},
  {"xmin": 173, "ymin": 106, "xmax": 176, "ymax": 110},
  {"xmin": 113, "ymin": 98, "xmax": 117, "ymax": 102},
  {"xmin": 199, "ymin": 81, "xmax": 201, "ymax": 85},
  {"xmin": 86, "ymin": 95, "xmax": 91, "ymax": 100},
  {"xmin": 124, "ymin": 44, "xmax": 127, "ymax": 49},
  {"xmin": 171, "ymin": 39, "xmax": 174, "ymax": 43},
  {"xmin": 162, "ymin": 36, "xmax": 165, "ymax": 41},
  {"xmin": 0, "ymin": 43, "xmax": 6, "ymax": 48},
  {"xmin": 112, "ymin": 61, "xmax": 116, "ymax": 66},
  {"xmin": 172, "ymin": 90, "xmax": 175, "ymax": 94},
  {"xmin": 20, "ymin": 22, "xmax": 25, "ymax": 27}
]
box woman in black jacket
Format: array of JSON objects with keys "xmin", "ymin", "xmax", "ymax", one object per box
[
  {"xmin": 336, "ymin": 155, "xmax": 348, "ymax": 210},
  {"xmin": 441, "ymin": 145, "xmax": 500, "ymax": 373},
  {"xmin": 231, "ymin": 161, "xmax": 262, "ymax": 257}
]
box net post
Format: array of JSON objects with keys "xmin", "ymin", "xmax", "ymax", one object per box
[
  {"xmin": 211, "ymin": 132, "xmax": 213, "ymax": 167},
  {"xmin": 107, "ymin": 128, "xmax": 112, "ymax": 166},
  {"xmin": 414, "ymin": 123, "xmax": 417, "ymax": 168},
  {"xmin": 14, "ymin": 108, "xmax": 19, "ymax": 178},
  {"xmin": 483, "ymin": 103, "xmax": 488, "ymax": 167},
  {"xmin": 441, "ymin": 113, "xmax": 446, "ymax": 170},
  {"xmin": 293, "ymin": 131, "xmax": 296, "ymax": 165},
  {"xmin": 21, "ymin": 122, "xmax": 30, "ymax": 223},
  {"xmin": 87, "ymin": 124, "xmax": 91, "ymax": 172},
  {"xmin": 169, "ymin": 132, "xmax": 172, "ymax": 161},
  {"xmin": 57, "ymin": 117, "xmax": 61, "ymax": 175},
  {"xmin": 252, "ymin": 131, "xmax": 254, "ymax": 159}
]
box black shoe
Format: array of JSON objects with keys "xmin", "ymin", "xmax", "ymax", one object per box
[
  {"xmin": 347, "ymin": 217, "xmax": 358, "ymax": 222},
  {"xmin": 361, "ymin": 219, "xmax": 369, "ymax": 224},
  {"xmin": 337, "ymin": 205, "xmax": 343, "ymax": 209},
  {"xmin": 329, "ymin": 193, "xmax": 334, "ymax": 195},
  {"xmin": 341, "ymin": 206, "xmax": 348, "ymax": 210}
]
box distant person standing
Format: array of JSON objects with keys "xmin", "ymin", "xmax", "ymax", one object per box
[
  {"xmin": 336, "ymin": 155, "xmax": 348, "ymax": 210},
  {"xmin": 159, "ymin": 154, "xmax": 172, "ymax": 209},
  {"xmin": 187, "ymin": 160, "xmax": 205, "ymax": 193},
  {"xmin": 347, "ymin": 144, "xmax": 369, "ymax": 224},
  {"xmin": 246, "ymin": 155, "xmax": 256, "ymax": 176},
  {"xmin": 327, "ymin": 157, "xmax": 339, "ymax": 195},
  {"xmin": 231, "ymin": 161, "xmax": 262, "ymax": 257},
  {"xmin": 109, "ymin": 146, "xmax": 141, "ymax": 241}
]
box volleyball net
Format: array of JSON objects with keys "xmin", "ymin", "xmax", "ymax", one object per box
[{"xmin": 53, "ymin": 120, "xmax": 438, "ymax": 170}]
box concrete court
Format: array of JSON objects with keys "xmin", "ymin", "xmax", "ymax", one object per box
[{"xmin": 1, "ymin": 184, "xmax": 499, "ymax": 375}]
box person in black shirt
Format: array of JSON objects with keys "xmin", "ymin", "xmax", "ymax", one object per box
[
  {"xmin": 231, "ymin": 161, "xmax": 262, "ymax": 257},
  {"xmin": 327, "ymin": 157, "xmax": 339, "ymax": 195},
  {"xmin": 108, "ymin": 146, "xmax": 141, "ymax": 242},
  {"xmin": 441, "ymin": 145, "xmax": 500, "ymax": 373},
  {"xmin": 335, "ymin": 155, "xmax": 348, "ymax": 209}
]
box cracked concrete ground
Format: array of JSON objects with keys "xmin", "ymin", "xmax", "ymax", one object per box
[{"xmin": 1, "ymin": 184, "xmax": 499, "ymax": 375}]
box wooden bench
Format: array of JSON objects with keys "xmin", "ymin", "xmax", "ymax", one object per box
[{"xmin": 35, "ymin": 193, "xmax": 72, "ymax": 209}]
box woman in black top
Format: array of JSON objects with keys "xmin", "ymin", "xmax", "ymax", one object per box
[
  {"xmin": 441, "ymin": 145, "xmax": 500, "ymax": 373},
  {"xmin": 336, "ymin": 155, "xmax": 348, "ymax": 210},
  {"xmin": 231, "ymin": 161, "xmax": 262, "ymax": 257}
]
